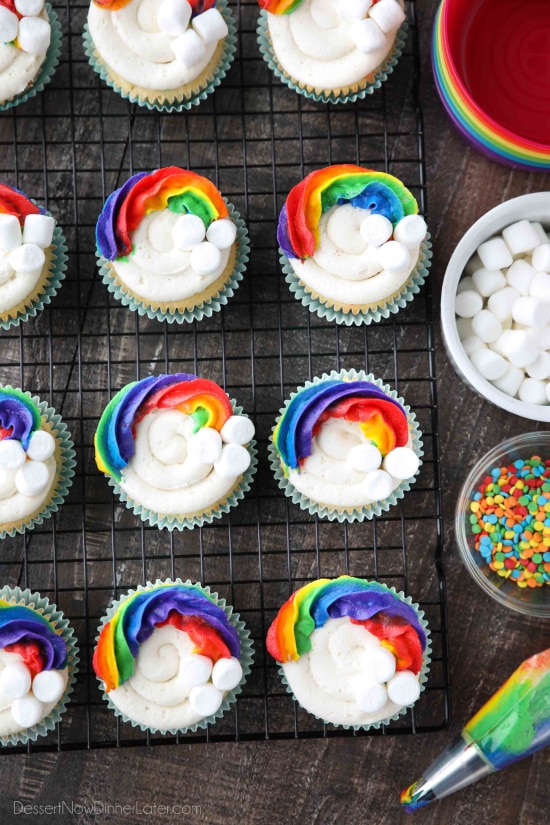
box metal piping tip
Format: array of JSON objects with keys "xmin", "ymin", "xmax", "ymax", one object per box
[{"xmin": 400, "ymin": 778, "xmax": 437, "ymax": 813}]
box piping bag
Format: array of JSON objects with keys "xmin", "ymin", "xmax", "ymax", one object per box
[{"xmin": 401, "ymin": 648, "xmax": 550, "ymax": 812}]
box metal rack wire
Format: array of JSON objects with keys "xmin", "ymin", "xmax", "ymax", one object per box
[{"xmin": 0, "ymin": 0, "xmax": 449, "ymax": 751}]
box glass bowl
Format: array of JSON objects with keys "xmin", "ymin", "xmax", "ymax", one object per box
[{"xmin": 456, "ymin": 431, "xmax": 550, "ymax": 618}]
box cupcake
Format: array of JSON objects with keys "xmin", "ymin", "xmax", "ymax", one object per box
[
  {"xmin": 269, "ymin": 369, "xmax": 422, "ymax": 521},
  {"xmin": 0, "ymin": 387, "xmax": 75, "ymax": 539},
  {"xmin": 84, "ymin": 0, "xmax": 236, "ymax": 111},
  {"xmin": 0, "ymin": 585, "xmax": 79, "ymax": 746},
  {"xmin": 278, "ymin": 165, "xmax": 431, "ymax": 325},
  {"xmin": 0, "ymin": 2, "xmax": 61, "ymax": 111},
  {"xmin": 257, "ymin": 0, "xmax": 407, "ymax": 104},
  {"xmin": 0, "ymin": 183, "xmax": 67, "ymax": 328},
  {"xmin": 93, "ymin": 580, "xmax": 253, "ymax": 734},
  {"xmin": 95, "ymin": 373, "xmax": 257, "ymax": 529},
  {"xmin": 267, "ymin": 576, "xmax": 430, "ymax": 729},
  {"xmin": 95, "ymin": 167, "xmax": 249, "ymax": 323}
]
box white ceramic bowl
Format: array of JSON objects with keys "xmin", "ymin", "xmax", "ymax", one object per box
[{"xmin": 441, "ymin": 192, "xmax": 550, "ymax": 422}]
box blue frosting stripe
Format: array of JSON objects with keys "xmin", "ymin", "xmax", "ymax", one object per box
[{"xmin": 343, "ymin": 181, "xmax": 405, "ymax": 224}]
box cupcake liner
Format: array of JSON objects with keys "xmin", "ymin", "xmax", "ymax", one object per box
[
  {"xmin": 0, "ymin": 388, "xmax": 76, "ymax": 540},
  {"xmin": 0, "ymin": 5, "xmax": 62, "ymax": 112},
  {"xmin": 0, "ymin": 221, "xmax": 68, "ymax": 330},
  {"xmin": 83, "ymin": 0, "xmax": 236, "ymax": 112},
  {"xmin": 0, "ymin": 585, "xmax": 79, "ymax": 747},
  {"xmin": 95, "ymin": 579, "xmax": 254, "ymax": 736},
  {"xmin": 269, "ymin": 369, "xmax": 423, "ymax": 522},
  {"xmin": 106, "ymin": 401, "xmax": 257, "ymax": 530},
  {"xmin": 281, "ymin": 236, "xmax": 432, "ymax": 326},
  {"xmin": 97, "ymin": 201, "xmax": 249, "ymax": 324},
  {"xmin": 257, "ymin": 11, "xmax": 407, "ymax": 105},
  {"xmin": 277, "ymin": 583, "xmax": 432, "ymax": 731}
]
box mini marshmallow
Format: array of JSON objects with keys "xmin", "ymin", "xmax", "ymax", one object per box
[
  {"xmin": 26, "ymin": 430, "xmax": 55, "ymax": 462},
  {"xmin": 532, "ymin": 244, "xmax": 550, "ymax": 273},
  {"xmin": 382, "ymin": 447, "xmax": 420, "ymax": 480},
  {"xmin": 487, "ymin": 286, "xmax": 520, "ymax": 321},
  {"xmin": 220, "ymin": 415, "xmax": 255, "ymax": 446},
  {"xmin": 462, "ymin": 335, "xmax": 485, "ymax": 356},
  {"xmin": 181, "ymin": 654, "xmax": 213, "ymax": 688},
  {"xmin": 456, "ymin": 276, "xmax": 476, "ymax": 295},
  {"xmin": 0, "ymin": 7, "xmax": 19, "ymax": 45},
  {"xmin": 471, "ymin": 309, "xmax": 502, "ymax": 343},
  {"xmin": 0, "ymin": 214, "xmax": 22, "ymax": 251},
  {"xmin": 171, "ymin": 29, "xmax": 207, "ymax": 68},
  {"xmin": 506, "ymin": 259, "xmax": 536, "ymax": 296},
  {"xmin": 529, "ymin": 271, "xmax": 550, "ymax": 302},
  {"xmin": 526, "ymin": 325, "xmax": 550, "ymax": 350},
  {"xmin": 547, "ymin": 383, "xmax": 550, "ymax": 403},
  {"xmin": 350, "ymin": 17, "xmax": 387, "ymax": 54},
  {"xmin": 192, "ymin": 8, "xmax": 228, "ymax": 44},
  {"xmin": 492, "ymin": 364, "xmax": 524, "ymax": 398},
  {"xmin": 470, "ymin": 347, "xmax": 508, "ymax": 381},
  {"xmin": 172, "ymin": 213, "xmax": 206, "ymax": 250},
  {"xmin": 17, "ymin": 16, "xmax": 51, "ymax": 55},
  {"xmin": 22, "ymin": 214, "xmax": 55, "ymax": 249},
  {"xmin": 455, "ymin": 316, "xmax": 474, "ymax": 338},
  {"xmin": 355, "ymin": 680, "xmax": 388, "ymax": 714},
  {"xmin": 386, "ymin": 670, "xmax": 420, "ymax": 706},
  {"xmin": 31, "ymin": 669, "xmax": 65, "ymax": 704},
  {"xmin": 8, "ymin": 243, "xmax": 45, "ymax": 274},
  {"xmin": 206, "ymin": 218, "xmax": 237, "ymax": 249},
  {"xmin": 471, "ymin": 268, "xmax": 506, "ymax": 297},
  {"xmin": 211, "ymin": 657, "xmax": 243, "ymax": 691},
  {"xmin": 477, "ymin": 237, "xmax": 513, "ymax": 271},
  {"xmin": 377, "ymin": 240, "xmax": 409, "ymax": 272},
  {"xmin": 359, "ymin": 214, "xmax": 393, "ymax": 247},
  {"xmin": 189, "ymin": 241, "xmax": 222, "ymax": 275},
  {"xmin": 518, "ymin": 377, "xmax": 548, "ymax": 405},
  {"xmin": 188, "ymin": 683, "xmax": 224, "ymax": 717},
  {"xmin": 368, "ymin": 0, "xmax": 406, "ymax": 33},
  {"xmin": 187, "ymin": 427, "xmax": 223, "ymax": 464},
  {"xmin": 455, "ymin": 290, "xmax": 483, "ymax": 318},
  {"xmin": 526, "ymin": 351, "xmax": 550, "ymax": 381},
  {"xmin": 363, "ymin": 646, "xmax": 396, "ymax": 683},
  {"xmin": 0, "ymin": 662, "xmax": 31, "ymax": 700},
  {"xmin": 393, "ymin": 214, "xmax": 427, "ymax": 249},
  {"xmin": 15, "ymin": 0, "xmax": 44, "ymax": 14},
  {"xmin": 531, "ymin": 222, "xmax": 549, "ymax": 245},
  {"xmin": 157, "ymin": 0, "xmax": 192, "ymax": 36},
  {"xmin": 214, "ymin": 443, "xmax": 251, "ymax": 479},
  {"xmin": 511, "ymin": 296, "xmax": 550, "ymax": 328},
  {"xmin": 363, "ymin": 469, "xmax": 395, "ymax": 501},
  {"xmin": 348, "ymin": 443, "xmax": 383, "ymax": 473},
  {"xmin": 498, "ymin": 329, "xmax": 538, "ymax": 368},
  {"xmin": 502, "ymin": 220, "xmax": 540, "ymax": 256},
  {"xmin": 11, "ymin": 695, "xmax": 44, "ymax": 728},
  {"xmin": 15, "ymin": 460, "xmax": 50, "ymax": 497},
  {"xmin": 0, "ymin": 439, "xmax": 26, "ymax": 471},
  {"xmin": 337, "ymin": 0, "xmax": 373, "ymax": 21},
  {"xmin": 0, "ymin": 258, "xmax": 14, "ymax": 285}
]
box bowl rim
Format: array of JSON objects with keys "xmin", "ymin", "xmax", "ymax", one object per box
[{"xmin": 441, "ymin": 192, "xmax": 550, "ymax": 423}]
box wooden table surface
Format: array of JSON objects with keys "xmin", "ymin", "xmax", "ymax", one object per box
[{"xmin": 1, "ymin": 1, "xmax": 549, "ymax": 823}]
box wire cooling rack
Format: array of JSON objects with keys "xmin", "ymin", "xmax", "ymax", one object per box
[{"xmin": 0, "ymin": 0, "xmax": 449, "ymax": 751}]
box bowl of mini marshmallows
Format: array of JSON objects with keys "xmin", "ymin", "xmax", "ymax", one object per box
[
  {"xmin": 456, "ymin": 431, "xmax": 550, "ymax": 617},
  {"xmin": 441, "ymin": 192, "xmax": 550, "ymax": 421}
]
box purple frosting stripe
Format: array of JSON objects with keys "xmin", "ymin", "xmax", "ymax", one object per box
[{"xmin": 96, "ymin": 171, "xmax": 149, "ymax": 261}]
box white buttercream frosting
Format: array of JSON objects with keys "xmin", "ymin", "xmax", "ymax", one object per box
[
  {"xmin": 0, "ymin": 649, "xmax": 68, "ymax": 736},
  {"xmin": 0, "ymin": 454, "xmax": 56, "ymax": 524},
  {"xmin": 0, "ymin": 9, "xmax": 49, "ymax": 104}
]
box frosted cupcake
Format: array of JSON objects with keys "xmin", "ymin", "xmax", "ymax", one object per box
[
  {"xmin": 95, "ymin": 373, "xmax": 257, "ymax": 529},
  {"xmin": 0, "ymin": 387, "xmax": 75, "ymax": 539},
  {"xmin": 278, "ymin": 165, "xmax": 430, "ymax": 325},
  {"xmin": 0, "ymin": 2, "xmax": 61, "ymax": 110},
  {"xmin": 85, "ymin": 0, "xmax": 236, "ymax": 111},
  {"xmin": 93, "ymin": 580, "xmax": 253, "ymax": 734},
  {"xmin": 96, "ymin": 167, "xmax": 249, "ymax": 323},
  {"xmin": 0, "ymin": 586, "xmax": 79, "ymax": 746},
  {"xmin": 257, "ymin": 0, "xmax": 407, "ymax": 104},
  {"xmin": 267, "ymin": 576, "xmax": 430, "ymax": 729},
  {"xmin": 269, "ymin": 370, "xmax": 422, "ymax": 521},
  {"xmin": 0, "ymin": 183, "xmax": 67, "ymax": 328}
]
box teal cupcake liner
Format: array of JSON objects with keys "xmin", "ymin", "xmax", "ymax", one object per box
[
  {"xmin": 277, "ymin": 583, "xmax": 431, "ymax": 731},
  {"xmin": 0, "ymin": 221, "xmax": 68, "ymax": 331},
  {"xmin": 95, "ymin": 579, "xmax": 254, "ymax": 736},
  {"xmin": 83, "ymin": 0, "xmax": 236, "ymax": 112},
  {"xmin": 105, "ymin": 401, "xmax": 257, "ymax": 530},
  {"xmin": 97, "ymin": 201, "xmax": 249, "ymax": 324},
  {"xmin": 0, "ymin": 5, "xmax": 62, "ymax": 112},
  {"xmin": 269, "ymin": 369, "xmax": 423, "ymax": 522},
  {"xmin": 257, "ymin": 10, "xmax": 407, "ymax": 105},
  {"xmin": 0, "ymin": 388, "xmax": 76, "ymax": 540},
  {"xmin": 282, "ymin": 236, "xmax": 432, "ymax": 326},
  {"xmin": 0, "ymin": 585, "xmax": 79, "ymax": 747}
]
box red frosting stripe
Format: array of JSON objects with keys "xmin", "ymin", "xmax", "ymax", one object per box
[
  {"xmin": 0, "ymin": 183, "xmax": 40, "ymax": 224},
  {"xmin": 352, "ymin": 616, "xmax": 423, "ymax": 674},
  {"xmin": 4, "ymin": 641, "xmax": 45, "ymax": 678},
  {"xmin": 158, "ymin": 613, "xmax": 231, "ymax": 663}
]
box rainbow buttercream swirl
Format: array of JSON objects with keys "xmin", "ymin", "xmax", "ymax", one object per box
[
  {"xmin": 267, "ymin": 576, "xmax": 426, "ymax": 668},
  {"xmin": 96, "ymin": 167, "xmax": 229, "ymax": 261},
  {"xmin": 273, "ymin": 377, "xmax": 409, "ymax": 474},
  {"xmin": 93, "ymin": 583, "xmax": 240, "ymax": 692},
  {"xmin": 0, "ymin": 599, "xmax": 68, "ymax": 675},
  {"xmin": 0, "ymin": 183, "xmax": 41, "ymax": 225},
  {"xmin": 95, "ymin": 373, "xmax": 233, "ymax": 482},
  {"xmin": 258, "ymin": 0, "xmax": 303, "ymax": 13},
  {"xmin": 278, "ymin": 165, "xmax": 418, "ymax": 260},
  {"xmin": 0, "ymin": 388, "xmax": 43, "ymax": 451}
]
